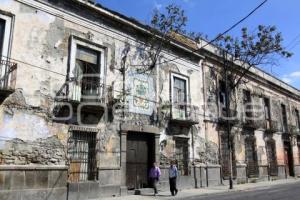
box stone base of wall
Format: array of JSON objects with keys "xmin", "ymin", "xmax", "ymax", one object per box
[
  {"xmin": 68, "ymin": 182, "xmax": 121, "ymax": 200},
  {"xmin": 68, "ymin": 168, "xmax": 122, "ymax": 200},
  {"xmin": 159, "ymin": 164, "xmax": 221, "ymax": 190},
  {"xmin": 206, "ymin": 165, "xmax": 222, "ymax": 186},
  {"xmin": 294, "ymin": 165, "xmax": 300, "ymax": 177},
  {"xmin": 258, "ymin": 165, "xmax": 269, "ymax": 181},
  {"xmin": 194, "ymin": 164, "xmax": 221, "ymax": 187},
  {"xmin": 277, "ymin": 165, "xmax": 286, "ymax": 179},
  {"xmin": 159, "ymin": 167, "xmax": 194, "ymax": 190},
  {"xmin": 0, "ymin": 165, "xmax": 67, "ymax": 200},
  {"xmin": 236, "ymin": 164, "xmax": 247, "ymax": 184}
]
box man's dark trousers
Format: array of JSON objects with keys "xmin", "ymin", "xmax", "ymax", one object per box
[{"xmin": 169, "ymin": 177, "xmax": 178, "ymax": 196}]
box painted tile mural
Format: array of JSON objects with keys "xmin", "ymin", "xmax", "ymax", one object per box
[{"xmin": 128, "ymin": 71, "xmax": 155, "ymax": 115}]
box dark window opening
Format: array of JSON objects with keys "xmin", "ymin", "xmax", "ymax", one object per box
[
  {"xmin": 0, "ymin": 19, "xmax": 5, "ymax": 57},
  {"xmin": 220, "ymin": 133, "xmax": 237, "ymax": 178},
  {"xmin": 175, "ymin": 139, "xmax": 189, "ymax": 176},
  {"xmin": 298, "ymin": 137, "xmax": 300, "ymax": 164},
  {"xmin": 173, "ymin": 76, "xmax": 187, "ymax": 104},
  {"xmin": 266, "ymin": 139, "xmax": 278, "ymax": 176},
  {"xmin": 74, "ymin": 45, "xmax": 101, "ymax": 102},
  {"xmin": 219, "ymin": 81, "xmax": 226, "ymax": 111},
  {"xmin": 264, "ymin": 98, "xmax": 271, "ymax": 128},
  {"xmin": 68, "ymin": 131, "xmax": 98, "ymax": 182},
  {"xmin": 172, "ymin": 76, "xmax": 187, "ymax": 119},
  {"xmin": 281, "ymin": 104, "xmax": 288, "ymax": 133},
  {"xmin": 295, "ymin": 109, "xmax": 300, "ymax": 131},
  {"xmin": 243, "ymin": 90, "xmax": 252, "ymax": 119},
  {"xmin": 245, "ymin": 135, "xmax": 258, "ymax": 177}
]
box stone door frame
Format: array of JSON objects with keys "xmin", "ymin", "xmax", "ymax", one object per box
[{"xmin": 119, "ymin": 123, "xmax": 160, "ymax": 190}]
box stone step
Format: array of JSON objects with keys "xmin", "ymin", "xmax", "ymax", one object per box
[{"xmin": 133, "ymin": 188, "xmax": 155, "ymax": 195}]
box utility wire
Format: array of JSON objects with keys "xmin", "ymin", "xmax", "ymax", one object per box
[
  {"xmin": 1, "ymin": 0, "xmax": 269, "ymax": 118},
  {"xmin": 3, "ymin": 57, "xmax": 261, "ymax": 119},
  {"xmin": 4, "ymin": 0, "xmax": 268, "ymax": 77},
  {"xmin": 156, "ymin": 0, "xmax": 268, "ymax": 66}
]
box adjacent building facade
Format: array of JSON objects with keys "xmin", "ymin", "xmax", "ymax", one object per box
[{"xmin": 0, "ymin": 0, "xmax": 299, "ymax": 200}]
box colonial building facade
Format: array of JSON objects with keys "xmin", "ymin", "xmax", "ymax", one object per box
[{"xmin": 0, "ymin": 0, "xmax": 299, "ymax": 200}]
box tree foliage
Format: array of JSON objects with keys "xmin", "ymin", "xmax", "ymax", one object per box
[
  {"xmin": 215, "ymin": 25, "xmax": 292, "ymax": 90},
  {"xmin": 135, "ymin": 4, "xmax": 188, "ymax": 71}
]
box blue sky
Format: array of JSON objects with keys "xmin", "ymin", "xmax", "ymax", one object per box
[{"xmin": 97, "ymin": 0, "xmax": 300, "ymax": 89}]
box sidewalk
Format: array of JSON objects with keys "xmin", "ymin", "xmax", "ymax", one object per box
[{"xmin": 97, "ymin": 178, "xmax": 300, "ymax": 200}]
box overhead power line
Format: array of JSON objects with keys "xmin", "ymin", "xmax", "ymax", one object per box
[{"xmin": 5, "ymin": 0, "xmax": 268, "ymax": 77}]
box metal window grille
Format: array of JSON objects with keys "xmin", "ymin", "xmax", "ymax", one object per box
[
  {"xmin": 175, "ymin": 139, "xmax": 189, "ymax": 176},
  {"xmin": 298, "ymin": 144, "xmax": 300, "ymax": 164},
  {"xmin": 266, "ymin": 139, "xmax": 278, "ymax": 176},
  {"xmin": 297, "ymin": 137, "xmax": 300, "ymax": 164},
  {"xmin": 68, "ymin": 130, "xmax": 98, "ymax": 182},
  {"xmin": 220, "ymin": 134, "xmax": 237, "ymax": 178},
  {"xmin": 281, "ymin": 104, "xmax": 288, "ymax": 133},
  {"xmin": 245, "ymin": 136, "xmax": 259, "ymax": 177}
]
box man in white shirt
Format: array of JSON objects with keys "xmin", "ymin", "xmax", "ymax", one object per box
[{"xmin": 169, "ymin": 160, "xmax": 178, "ymax": 196}]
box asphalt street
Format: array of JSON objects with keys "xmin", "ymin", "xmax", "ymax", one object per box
[{"xmin": 185, "ymin": 182, "xmax": 300, "ymax": 200}]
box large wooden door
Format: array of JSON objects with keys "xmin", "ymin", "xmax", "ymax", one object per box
[{"xmin": 126, "ymin": 134, "xmax": 154, "ymax": 189}]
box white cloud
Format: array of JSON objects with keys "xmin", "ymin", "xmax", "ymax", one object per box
[
  {"xmin": 154, "ymin": 1, "xmax": 162, "ymax": 10},
  {"xmin": 281, "ymin": 71, "xmax": 300, "ymax": 84},
  {"xmin": 290, "ymin": 71, "xmax": 300, "ymax": 77},
  {"xmin": 282, "ymin": 77, "xmax": 292, "ymax": 84}
]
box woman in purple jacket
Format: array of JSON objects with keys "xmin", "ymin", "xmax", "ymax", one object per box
[{"xmin": 149, "ymin": 162, "xmax": 161, "ymax": 196}]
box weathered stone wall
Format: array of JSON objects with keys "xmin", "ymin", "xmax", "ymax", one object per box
[
  {"xmin": 0, "ymin": 166, "xmax": 67, "ymax": 200},
  {"xmin": 0, "ymin": 0, "xmax": 210, "ymax": 197},
  {"xmin": 0, "ymin": 0, "xmax": 299, "ymax": 198},
  {"xmin": 202, "ymin": 49, "xmax": 300, "ymax": 181},
  {"xmin": 0, "ymin": 136, "xmax": 65, "ymax": 165},
  {"xmin": 0, "ymin": 90, "xmax": 68, "ymax": 166}
]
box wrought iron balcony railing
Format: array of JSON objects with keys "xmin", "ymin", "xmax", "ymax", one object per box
[
  {"xmin": 242, "ymin": 118, "xmax": 263, "ymax": 129},
  {"xmin": 169, "ymin": 103, "xmax": 200, "ymax": 125},
  {"xmin": 264, "ymin": 120, "xmax": 280, "ymax": 133},
  {"xmin": 218, "ymin": 108, "xmax": 239, "ymax": 125},
  {"xmin": 0, "ymin": 59, "xmax": 17, "ymax": 91},
  {"xmin": 55, "ymin": 77, "xmax": 106, "ymax": 103},
  {"xmin": 288, "ymin": 124, "xmax": 300, "ymax": 136}
]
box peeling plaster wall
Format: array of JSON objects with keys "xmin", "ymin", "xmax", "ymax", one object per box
[
  {"xmin": 157, "ymin": 58, "xmax": 206, "ymax": 165},
  {"xmin": 0, "ymin": 0, "xmax": 209, "ymax": 173},
  {"xmin": 255, "ymin": 130, "xmax": 268, "ymax": 165},
  {"xmin": 0, "ymin": 0, "xmax": 299, "ymax": 187},
  {"xmin": 203, "ymin": 56, "xmax": 300, "ymax": 171}
]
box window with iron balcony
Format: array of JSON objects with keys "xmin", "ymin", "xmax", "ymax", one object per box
[
  {"xmin": 170, "ymin": 73, "xmax": 199, "ymax": 125},
  {"xmin": 0, "ymin": 13, "xmax": 17, "ymax": 103}
]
